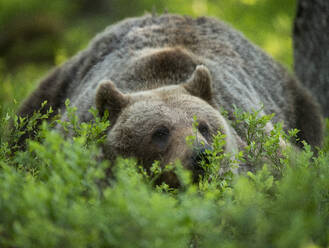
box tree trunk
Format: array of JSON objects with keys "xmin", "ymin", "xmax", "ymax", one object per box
[{"xmin": 293, "ymin": 0, "xmax": 329, "ymax": 116}]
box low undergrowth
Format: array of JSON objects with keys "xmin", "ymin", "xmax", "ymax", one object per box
[{"xmin": 0, "ymin": 103, "xmax": 328, "ymax": 248}]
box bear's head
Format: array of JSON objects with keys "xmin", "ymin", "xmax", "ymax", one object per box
[{"xmin": 96, "ymin": 65, "xmax": 237, "ymax": 186}]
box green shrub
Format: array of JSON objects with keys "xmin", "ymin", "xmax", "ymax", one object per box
[{"xmin": 0, "ymin": 104, "xmax": 328, "ymax": 248}]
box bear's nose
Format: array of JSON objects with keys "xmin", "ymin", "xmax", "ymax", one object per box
[
  {"xmin": 191, "ymin": 145, "xmax": 213, "ymax": 181},
  {"xmin": 193, "ymin": 144, "xmax": 213, "ymax": 164}
]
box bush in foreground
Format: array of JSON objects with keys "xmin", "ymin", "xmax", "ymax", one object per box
[{"xmin": 0, "ymin": 105, "xmax": 328, "ymax": 248}]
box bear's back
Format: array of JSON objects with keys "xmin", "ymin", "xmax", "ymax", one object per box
[
  {"xmin": 68, "ymin": 14, "xmax": 291, "ymax": 125},
  {"xmin": 18, "ymin": 13, "xmax": 323, "ymax": 149}
]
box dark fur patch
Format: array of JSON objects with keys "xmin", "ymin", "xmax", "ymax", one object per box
[
  {"xmin": 19, "ymin": 67, "xmax": 68, "ymax": 118},
  {"xmin": 133, "ymin": 47, "xmax": 198, "ymax": 87},
  {"xmin": 16, "ymin": 49, "xmax": 103, "ymax": 146}
]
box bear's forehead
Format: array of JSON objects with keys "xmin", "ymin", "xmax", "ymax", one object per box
[
  {"xmin": 131, "ymin": 87, "xmax": 211, "ymax": 109},
  {"xmin": 123, "ymin": 95, "xmax": 220, "ymax": 125}
]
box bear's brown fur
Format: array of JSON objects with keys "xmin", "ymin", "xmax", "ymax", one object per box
[
  {"xmin": 96, "ymin": 65, "xmax": 238, "ymax": 185},
  {"xmin": 18, "ymin": 14, "xmax": 324, "ymax": 185}
]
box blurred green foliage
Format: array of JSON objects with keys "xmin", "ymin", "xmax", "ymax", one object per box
[{"xmin": 0, "ymin": 0, "xmax": 295, "ymax": 68}]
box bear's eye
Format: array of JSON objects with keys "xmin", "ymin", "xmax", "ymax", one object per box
[
  {"xmin": 152, "ymin": 126, "xmax": 170, "ymax": 144},
  {"xmin": 198, "ymin": 122, "xmax": 210, "ymax": 137}
]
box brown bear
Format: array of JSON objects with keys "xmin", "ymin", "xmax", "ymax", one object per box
[{"xmin": 18, "ymin": 14, "xmax": 323, "ymax": 184}]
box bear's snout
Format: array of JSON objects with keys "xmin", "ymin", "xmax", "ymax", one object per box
[{"xmin": 191, "ymin": 144, "xmax": 213, "ymax": 182}]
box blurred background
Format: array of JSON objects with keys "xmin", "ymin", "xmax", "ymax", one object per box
[{"xmin": 0, "ymin": 0, "xmax": 296, "ymax": 115}]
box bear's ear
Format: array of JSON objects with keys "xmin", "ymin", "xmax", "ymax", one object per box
[
  {"xmin": 96, "ymin": 80, "xmax": 130, "ymax": 122},
  {"xmin": 183, "ymin": 65, "xmax": 213, "ymax": 102}
]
